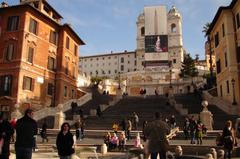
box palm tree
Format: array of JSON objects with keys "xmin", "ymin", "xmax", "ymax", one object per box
[{"xmin": 202, "ymin": 22, "xmax": 211, "ymax": 37}]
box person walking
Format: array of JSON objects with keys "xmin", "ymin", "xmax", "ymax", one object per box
[
  {"xmin": 15, "ymin": 109, "xmax": 38, "ymax": 159},
  {"xmin": 222, "ymin": 120, "xmax": 235, "ymax": 159},
  {"xmin": 56, "ymin": 122, "xmax": 74, "ymax": 159},
  {"xmin": 126, "ymin": 119, "xmax": 132, "ymax": 140},
  {"xmin": 40, "ymin": 121, "xmax": 48, "ymax": 143},
  {"xmin": 0, "ymin": 113, "xmax": 14, "ymax": 159},
  {"xmin": 144, "ymin": 112, "xmax": 170, "ymax": 159},
  {"xmin": 133, "ymin": 112, "xmax": 139, "ymax": 130}
]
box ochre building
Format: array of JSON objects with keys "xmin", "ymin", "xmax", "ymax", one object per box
[
  {"xmin": 0, "ymin": 0, "xmax": 84, "ymax": 117},
  {"xmin": 207, "ymin": 0, "xmax": 240, "ymax": 110}
]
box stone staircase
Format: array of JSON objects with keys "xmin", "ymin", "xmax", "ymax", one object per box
[
  {"xmin": 84, "ymin": 95, "xmax": 185, "ymax": 130},
  {"xmin": 174, "ymin": 93, "xmax": 239, "ymax": 129}
]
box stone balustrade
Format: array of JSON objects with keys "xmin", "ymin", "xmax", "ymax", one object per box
[
  {"xmin": 33, "ymin": 92, "xmax": 92, "ymax": 121},
  {"xmin": 202, "ymin": 90, "xmax": 238, "ymax": 115}
]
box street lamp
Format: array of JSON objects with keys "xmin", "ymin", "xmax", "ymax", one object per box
[
  {"xmin": 118, "ymin": 72, "xmax": 121, "ymax": 89},
  {"xmin": 231, "ymin": 78, "xmax": 237, "ymax": 105},
  {"xmin": 169, "ymin": 69, "xmax": 172, "ymax": 88},
  {"xmin": 208, "ymin": 36, "xmax": 213, "ymax": 88}
]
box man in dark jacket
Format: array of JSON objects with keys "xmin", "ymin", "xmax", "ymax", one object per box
[
  {"xmin": 144, "ymin": 112, "xmax": 170, "ymax": 159},
  {"xmin": 15, "ymin": 109, "xmax": 38, "ymax": 159},
  {"xmin": 0, "ymin": 112, "xmax": 14, "ymax": 159}
]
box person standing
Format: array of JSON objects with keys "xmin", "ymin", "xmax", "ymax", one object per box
[
  {"xmin": 195, "ymin": 120, "xmax": 203, "ymax": 145},
  {"xmin": 15, "ymin": 109, "xmax": 38, "ymax": 159},
  {"xmin": 56, "ymin": 122, "xmax": 74, "ymax": 159},
  {"xmin": 144, "ymin": 112, "xmax": 170, "ymax": 159},
  {"xmin": 183, "ymin": 117, "xmax": 190, "ymax": 140},
  {"xmin": 222, "ymin": 120, "xmax": 235, "ymax": 159},
  {"xmin": 189, "ymin": 116, "xmax": 197, "ymax": 144},
  {"xmin": 40, "ymin": 121, "xmax": 48, "ymax": 143},
  {"xmin": 74, "ymin": 119, "xmax": 81, "ymax": 141},
  {"xmin": 0, "ymin": 113, "xmax": 14, "ymax": 159}
]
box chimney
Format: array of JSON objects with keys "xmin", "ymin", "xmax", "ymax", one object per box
[
  {"xmin": 1, "ymin": 1, "xmax": 9, "ymax": 8},
  {"xmin": 111, "ymin": 51, "xmax": 113, "ymax": 54},
  {"xmin": 124, "ymin": 50, "xmax": 127, "ymax": 52}
]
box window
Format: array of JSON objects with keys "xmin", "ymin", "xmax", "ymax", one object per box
[
  {"xmin": 65, "ymin": 57, "xmax": 69, "ymax": 75},
  {"xmin": 121, "ymin": 65, "xmax": 124, "ymax": 71},
  {"xmin": 49, "ymin": 30, "xmax": 58, "ymax": 45},
  {"xmin": 128, "ymin": 61, "xmax": 130, "ymax": 64},
  {"xmin": 64, "ymin": 86, "xmax": 67, "ymax": 97},
  {"xmin": 23, "ymin": 76, "xmax": 34, "ymax": 91},
  {"xmin": 173, "ymin": 59, "xmax": 176, "ymax": 64},
  {"xmin": 108, "ymin": 56, "xmax": 111, "ymax": 59},
  {"xmin": 171, "ymin": 23, "xmax": 177, "ymax": 33},
  {"xmin": 71, "ymin": 89, "xmax": 74, "ymax": 99},
  {"xmin": 141, "ymin": 27, "xmax": 145, "ymax": 36},
  {"xmin": 222, "ymin": 23, "xmax": 225, "ymax": 37},
  {"xmin": 224, "ymin": 52, "xmax": 228, "ymax": 67},
  {"xmin": 214, "ymin": 32, "xmax": 219, "ymax": 47},
  {"xmin": 236, "ymin": 13, "xmax": 240, "ymax": 29},
  {"xmin": 115, "ymin": 70, "xmax": 117, "ymax": 73},
  {"xmin": 72, "ymin": 66, "xmax": 75, "ymax": 79},
  {"xmin": 216, "ymin": 59, "xmax": 221, "ymax": 74},
  {"xmin": 96, "ymin": 70, "xmax": 98, "ymax": 75},
  {"xmin": 48, "ymin": 56, "xmax": 56, "ymax": 71},
  {"xmin": 5, "ymin": 43, "xmax": 14, "ymax": 61},
  {"xmin": 74, "ymin": 45, "xmax": 78, "ymax": 56},
  {"xmin": 121, "ymin": 57, "xmax": 124, "ymax": 63},
  {"xmin": 220, "ymin": 85, "xmax": 223, "ymax": 97},
  {"xmin": 237, "ymin": 46, "xmax": 240, "ymax": 63},
  {"xmin": 47, "ymin": 83, "xmax": 54, "ymax": 95},
  {"xmin": 29, "ymin": 18, "xmax": 38, "ymax": 35},
  {"xmin": 66, "ymin": 36, "xmax": 70, "ymax": 49},
  {"xmin": 134, "ymin": 60, "xmax": 137, "ymax": 66},
  {"xmin": 7, "ymin": 16, "xmax": 19, "ymax": 31},
  {"xmin": 27, "ymin": 47, "xmax": 34, "ymax": 63},
  {"xmin": 0, "ymin": 75, "xmax": 12, "ymax": 96},
  {"xmin": 108, "ymin": 70, "xmax": 111, "ymax": 74},
  {"xmin": 226, "ymin": 80, "xmax": 229, "ymax": 94},
  {"xmin": 102, "ymin": 70, "xmax": 105, "ymax": 74}
]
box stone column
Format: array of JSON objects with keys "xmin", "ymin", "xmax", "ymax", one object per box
[
  {"xmin": 54, "ymin": 104, "xmax": 65, "ymax": 129},
  {"xmin": 11, "ymin": 103, "xmax": 22, "ymax": 119},
  {"xmin": 200, "ymin": 100, "xmax": 213, "ymax": 130}
]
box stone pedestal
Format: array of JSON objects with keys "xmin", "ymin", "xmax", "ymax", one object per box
[
  {"xmin": 116, "ymin": 88, "xmax": 122, "ymax": 99},
  {"xmin": 101, "ymin": 143, "xmax": 107, "ymax": 154},
  {"xmin": 11, "ymin": 103, "xmax": 22, "ymax": 119},
  {"xmin": 54, "ymin": 104, "xmax": 65, "ymax": 129},
  {"xmin": 200, "ymin": 101, "xmax": 213, "ymax": 130}
]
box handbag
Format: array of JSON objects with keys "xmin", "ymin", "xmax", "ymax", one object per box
[{"xmin": 71, "ymin": 148, "xmax": 75, "ymax": 154}]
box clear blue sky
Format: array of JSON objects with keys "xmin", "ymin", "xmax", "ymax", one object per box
[{"xmin": 7, "ymin": 0, "xmax": 231, "ymax": 59}]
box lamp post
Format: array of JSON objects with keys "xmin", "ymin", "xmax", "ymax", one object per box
[
  {"xmin": 169, "ymin": 69, "xmax": 172, "ymax": 88},
  {"xmin": 208, "ymin": 36, "xmax": 213, "ymax": 88},
  {"xmin": 118, "ymin": 72, "xmax": 121, "ymax": 89},
  {"xmin": 231, "ymin": 78, "xmax": 237, "ymax": 105}
]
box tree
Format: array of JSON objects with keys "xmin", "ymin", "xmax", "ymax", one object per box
[
  {"xmin": 202, "ymin": 22, "xmax": 211, "ymax": 37},
  {"xmin": 179, "ymin": 54, "xmax": 198, "ymax": 79}
]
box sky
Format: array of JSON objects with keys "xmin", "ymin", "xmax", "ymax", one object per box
[{"xmin": 7, "ymin": 0, "xmax": 232, "ymax": 59}]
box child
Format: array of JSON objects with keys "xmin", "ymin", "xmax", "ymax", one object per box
[
  {"xmin": 110, "ymin": 133, "xmax": 119, "ymax": 149},
  {"xmin": 118, "ymin": 131, "xmax": 126, "ymax": 151},
  {"xmin": 134, "ymin": 132, "xmax": 141, "ymax": 148}
]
